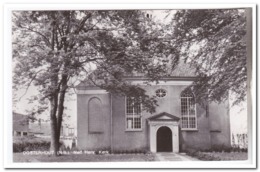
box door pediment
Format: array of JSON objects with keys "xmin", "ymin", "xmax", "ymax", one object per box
[{"xmin": 147, "ymin": 112, "xmax": 180, "ymax": 121}]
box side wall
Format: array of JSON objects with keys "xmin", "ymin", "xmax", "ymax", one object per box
[
  {"xmin": 77, "ymin": 93, "xmax": 111, "ymax": 150},
  {"xmin": 180, "ymin": 103, "xmax": 211, "ymax": 151},
  {"xmin": 209, "ymin": 100, "xmax": 231, "ymax": 148}
]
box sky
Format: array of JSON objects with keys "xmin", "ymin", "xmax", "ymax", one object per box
[{"xmin": 12, "ymin": 9, "xmax": 248, "ymax": 136}]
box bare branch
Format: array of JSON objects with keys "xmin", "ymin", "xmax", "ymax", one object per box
[
  {"xmin": 78, "ymin": 57, "xmax": 103, "ymax": 64},
  {"xmin": 75, "ymin": 13, "xmax": 92, "ymax": 33},
  {"xmin": 18, "ymin": 69, "xmax": 45, "ymax": 101},
  {"xmin": 82, "ymin": 18, "xmax": 103, "ymax": 33},
  {"xmin": 18, "ymin": 25, "xmax": 51, "ymax": 47}
]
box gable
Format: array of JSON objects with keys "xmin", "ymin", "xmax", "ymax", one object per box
[
  {"xmin": 156, "ymin": 115, "xmax": 173, "ymax": 120},
  {"xmin": 147, "ymin": 112, "xmax": 180, "ymax": 121}
]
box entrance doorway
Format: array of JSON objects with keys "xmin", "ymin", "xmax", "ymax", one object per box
[{"xmin": 156, "ymin": 126, "xmax": 172, "ymax": 152}]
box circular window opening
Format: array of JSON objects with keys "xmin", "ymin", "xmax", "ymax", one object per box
[{"xmin": 156, "ymin": 89, "xmax": 167, "ymax": 98}]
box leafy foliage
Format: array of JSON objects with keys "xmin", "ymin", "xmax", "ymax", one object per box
[
  {"xmin": 12, "ymin": 10, "xmax": 175, "ymax": 154},
  {"xmin": 171, "ymin": 9, "xmax": 247, "ymax": 105},
  {"xmin": 12, "ymin": 11, "xmax": 173, "ymax": 114}
]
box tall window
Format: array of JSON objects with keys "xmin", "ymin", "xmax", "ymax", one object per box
[
  {"xmin": 126, "ymin": 97, "xmax": 142, "ymax": 130},
  {"xmin": 181, "ymin": 90, "xmax": 197, "ymax": 129}
]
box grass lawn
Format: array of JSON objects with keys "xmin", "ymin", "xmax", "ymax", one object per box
[
  {"xmin": 13, "ymin": 151, "xmax": 248, "ymax": 162},
  {"xmin": 13, "ymin": 153, "xmax": 156, "ymax": 162},
  {"xmin": 13, "ymin": 135, "xmax": 50, "ymax": 143},
  {"xmin": 189, "ymin": 152, "xmax": 248, "ymax": 161}
]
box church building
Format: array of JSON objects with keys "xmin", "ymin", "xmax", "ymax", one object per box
[{"xmin": 76, "ymin": 64, "xmax": 231, "ymax": 153}]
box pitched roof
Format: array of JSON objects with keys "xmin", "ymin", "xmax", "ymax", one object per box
[
  {"xmin": 147, "ymin": 112, "xmax": 180, "ymax": 121},
  {"xmin": 76, "ymin": 58, "xmax": 197, "ymax": 89},
  {"xmin": 170, "ymin": 58, "xmax": 197, "ymax": 77},
  {"xmin": 76, "ymin": 78, "xmax": 104, "ymax": 90}
]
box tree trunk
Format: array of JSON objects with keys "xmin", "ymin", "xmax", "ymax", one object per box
[
  {"xmin": 49, "ymin": 13, "xmax": 60, "ymax": 156},
  {"xmin": 49, "ymin": 95, "xmax": 59, "ymax": 156},
  {"xmin": 57, "ymin": 79, "xmax": 67, "ymax": 139}
]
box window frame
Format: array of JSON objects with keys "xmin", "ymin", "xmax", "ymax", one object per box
[
  {"xmin": 180, "ymin": 90, "xmax": 197, "ymax": 130},
  {"xmin": 125, "ymin": 96, "xmax": 142, "ymax": 131},
  {"xmin": 155, "ymin": 88, "xmax": 167, "ymax": 98}
]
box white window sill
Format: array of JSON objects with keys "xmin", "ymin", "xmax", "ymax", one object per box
[
  {"xmin": 181, "ymin": 128, "xmax": 198, "ymax": 131},
  {"xmin": 125, "ymin": 129, "xmax": 143, "ymax": 132}
]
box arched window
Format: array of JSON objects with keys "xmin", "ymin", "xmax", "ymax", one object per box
[
  {"xmin": 180, "ymin": 90, "xmax": 197, "ymax": 129},
  {"xmin": 126, "ymin": 96, "xmax": 142, "ymax": 130}
]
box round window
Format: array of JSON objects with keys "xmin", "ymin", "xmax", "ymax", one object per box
[{"xmin": 156, "ymin": 89, "xmax": 167, "ymax": 98}]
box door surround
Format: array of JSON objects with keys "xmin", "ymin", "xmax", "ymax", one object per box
[{"xmin": 147, "ymin": 112, "xmax": 179, "ymax": 153}]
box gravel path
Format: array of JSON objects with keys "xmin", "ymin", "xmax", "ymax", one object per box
[{"xmin": 155, "ymin": 152, "xmax": 200, "ymax": 161}]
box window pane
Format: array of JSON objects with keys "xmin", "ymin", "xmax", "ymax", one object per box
[
  {"xmin": 181, "ymin": 117, "xmax": 188, "ymax": 128},
  {"xmin": 126, "ymin": 97, "xmax": 133, "ymax": 114},
  {"xmin": 126, "ymin": 96, "xmax": 142, "ymax": 130},
  {"xmin": 134, "ymin": 102, "xmax": 141, "ymax": 114},
  {"xmin": 134, "ymin": 117, "xmax": 141, "ymax": 129},
  {"xmin": 126, "ymin": 118, "xmax": 133, "ymax": 129},
  {"xmin": 181, "ymin": 98, "xmax": 188, "ymax": 116},
  {"xmin": 181, "ymin": 90, "xmax": 197, "ymax": 129},
  {"xmin": 189, "ymin": 117, "xmax": 196, "ymax": 128}
]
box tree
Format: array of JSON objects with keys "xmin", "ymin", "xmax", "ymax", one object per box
[
  {"xmin": 170, "ymin": 9, "xmax": 247, "ymax": 105},
  {"xmin": 12, "ymin": 10, "xmax": 175, "ymax": 156}
]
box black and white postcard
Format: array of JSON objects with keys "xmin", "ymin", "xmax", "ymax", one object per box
[{"xmin": 3, "ymin": 3, "xmax": 256, "ymax": 169}]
